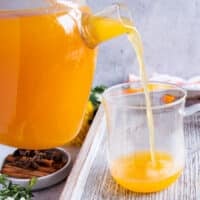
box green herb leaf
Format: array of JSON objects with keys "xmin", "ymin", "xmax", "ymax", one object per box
[
  {"xmin": 27, "ymin": 177, "xmax": 37, "ymax": 190},
  {"xmin": 89, "ymin": 85, "xmax": 107, "ymax": 107},
  {"xmin": 0, "ymin": 175, "xmax": 37, "ymax": 200}
]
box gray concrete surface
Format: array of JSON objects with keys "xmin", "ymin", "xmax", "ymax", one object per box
[{"xmin": 87, "ymin": 0, "xmax": 200, "ymax": 86}]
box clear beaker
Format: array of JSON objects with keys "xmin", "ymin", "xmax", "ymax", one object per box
[{"xmin": 103, "ymin": 81, "xmax": 188, "ymax": 193}]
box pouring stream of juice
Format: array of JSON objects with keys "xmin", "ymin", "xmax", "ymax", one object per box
[
  {"xmin": 83, "ymin": 15, "xmax": 156, "ymax": 165},
  {"xmin": 83, "ymin": 6, "xmax": 183, "ymax": 193},
  {"xmin": 82, "ymin": 8, "xmax": 183, "ymax": 192}
]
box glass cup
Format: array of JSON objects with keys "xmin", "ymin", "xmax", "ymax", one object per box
[{"xmin": 103, "ymin": 81, "xmax": 190, "ymax": 193}]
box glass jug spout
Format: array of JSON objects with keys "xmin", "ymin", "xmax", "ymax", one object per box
[{"xmin": 81, "ymin": 4, "xmax": 134, "ymax": 48}]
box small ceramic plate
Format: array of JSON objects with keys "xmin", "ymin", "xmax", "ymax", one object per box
[{"xmin": 0, "ymin": 145, "xmax": 72, "ymax": 191}]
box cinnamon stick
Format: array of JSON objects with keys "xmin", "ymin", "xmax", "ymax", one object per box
[
  {"xmin": 2, "ymin": 164, "xmax": 49, "ymax": 177},
  {"xmin": 1, "ymin": 148, "xmax": 67, "ymax": 179}
]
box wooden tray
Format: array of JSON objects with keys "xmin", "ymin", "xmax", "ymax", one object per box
[{"xmin": 60, "ymin": 106, "xmax": 200, "ymax": 200}]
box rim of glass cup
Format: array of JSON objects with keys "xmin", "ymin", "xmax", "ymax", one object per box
[{"xmin": 103, "ymin": 81, "xmax": 187, "ymax": 110}]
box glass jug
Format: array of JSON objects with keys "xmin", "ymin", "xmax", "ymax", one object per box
[{"xmin": 0, "ymin": 0, "xmax": 132, "ymax": 149}]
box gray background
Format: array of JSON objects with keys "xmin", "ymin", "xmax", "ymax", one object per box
[{"xmin": 87, "ymin": 0, "xmax": 200, "ymax": 86}]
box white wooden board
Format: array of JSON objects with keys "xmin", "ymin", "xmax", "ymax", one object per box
[{"xmin": 60, "ymin": 106, "xmax": 200, "ymax": 200}]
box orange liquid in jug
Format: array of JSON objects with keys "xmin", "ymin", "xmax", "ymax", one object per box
[
  {"xmin": 0, "ymin": 8, "xmax": 96, "ymax": 149},
  {"xmin": 111, "ymin": 151, "xmax": 183, "ymax": 193}
]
